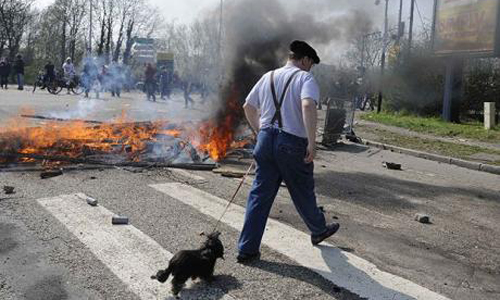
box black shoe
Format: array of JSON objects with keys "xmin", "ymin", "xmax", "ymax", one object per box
[
  {"xmin": 236, "ymin": 252, "xmax": 260, "ymax": 264},
  {"xmin": 311, "ymin": 223, "xmax": 340, "ymax": 246}
]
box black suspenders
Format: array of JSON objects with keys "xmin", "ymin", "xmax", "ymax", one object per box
[{"xmin": 270, "ymin": 70, "xmax": 301, "ymax": 129}]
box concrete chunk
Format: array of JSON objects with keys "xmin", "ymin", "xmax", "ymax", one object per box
[
  {"xmin": 415, "ymin": 213, "xmax": 431, "ymax": 224},
  {"xmin": 86, "ymin": 197, "xmax": 98, "ymax": 206},
  {"xmin": 112, "ymin": 215, "xmax": 129, "ymax": 225}
]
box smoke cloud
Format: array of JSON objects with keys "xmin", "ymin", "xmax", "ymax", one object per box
[{"xmin": 214, "ymin": 0, "xmax": 379, "ymax": 134}]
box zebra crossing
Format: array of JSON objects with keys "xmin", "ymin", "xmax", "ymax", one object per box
[
  {"xmin": 34, "ymin": 175, "xmax": 450, "ymax": 300},
  {"xmin": 37, "ymin": 193, "xmax": 236, "ymax": 300}
]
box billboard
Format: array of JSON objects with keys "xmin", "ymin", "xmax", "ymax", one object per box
[{"xmin": 433, "ymin": 0, "xmax": 500, "ymax": 56}]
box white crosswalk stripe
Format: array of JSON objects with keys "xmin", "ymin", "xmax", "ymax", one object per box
[
  {"xmin": 168, "ymin": 168, "xmax": 207, "ymax": 182},
  {"xmin": 151, "ymin": 183, "xmax": 450, "ymax": 300},
  {"xmin": 37, "ymin": 193, "xmax": 237, "ymax": 300}
]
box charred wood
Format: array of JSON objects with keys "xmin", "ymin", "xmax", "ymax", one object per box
[
  {"xmin": 21, "ymin": 115, "xmax": 103, "ymax": 124},
  {"xmin": 0, "ymin": 152, "xmax": 217, "ymax": 171}
]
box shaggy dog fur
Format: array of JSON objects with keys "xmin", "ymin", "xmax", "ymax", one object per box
[{"xmin": 151, "ymin": 232, "xmax": 224, "ymax": 297}]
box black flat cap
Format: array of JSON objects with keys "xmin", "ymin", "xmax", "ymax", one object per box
[{"xmin": 290, "ymin": 40, "xmax": 320, "ymax": 64}]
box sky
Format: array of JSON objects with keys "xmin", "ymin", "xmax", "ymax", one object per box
[
  {"xmin": 34, "ymin": 0, "xmax": 435, "ymax": 30},
  {"xmin": 34, "ymin": 0, "xmax": 435, "ymax": 63}
]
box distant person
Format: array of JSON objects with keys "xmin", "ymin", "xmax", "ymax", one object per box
[
  {"xmin": 99, "ymin": 64, "xmax": 110, "ymax": 93},
  {"xmin": 159, "ymin": 67, "xmax": 170, "ymax": 100},
  {"xmin": 109, "ymin": 62, "xmax": 123, "ymax": 98},
  {"xmin": 13, "ymin": 54, "xmax": 25, "ymax": 90},
  {"xmin": 145, "ymin": 63, "xmax": 157, "ymax": 101},
  {"xmin": 82, "ymin": 58, "xmax": 99, "ymax": 98},
  {"xmin": 62, "ymin": 57, "xmax": 75, "ymax": 93},
  {"xmin": 182, "ymin": 80, "xmax": 194, "ymax": 108},
  {"xmin": 44, "ymin": 61, "xmax": 55, "ymax": 87},
  {"xmin": 0, "ymin": 58, "xmax": 9, "ymax": 89}
]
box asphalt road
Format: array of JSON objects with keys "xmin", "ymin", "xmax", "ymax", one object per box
[{"xmin": 1, "ymin": 89, "xmax": 499, "ymax": 300}]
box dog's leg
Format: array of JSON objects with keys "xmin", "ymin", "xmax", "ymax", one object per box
[
  {"xmin": 171, "ymin": 275, "xmax": 188, "ymax": 298},
  {"xmin": 151, "ymin": 266, "xmax": 171, "ymax": 283},
  {"xmin": 200, "ymin": 275, "xmax": 215, "ymax": 283}
]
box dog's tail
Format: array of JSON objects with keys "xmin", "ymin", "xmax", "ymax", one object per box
[{"xmin": 150, "ymin": 267, "xmax": 171, "ymax": 283}]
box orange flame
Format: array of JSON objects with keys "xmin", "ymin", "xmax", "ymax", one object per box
[{"xmin": 0, "ymin": 98, "xmax": 250, "ymax": 165}]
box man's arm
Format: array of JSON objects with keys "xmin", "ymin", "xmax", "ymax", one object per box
[
  {"xmin": 302, "ymin": 98, "xmax": 317, "ymax": 163},
  {"xmin": 243, "ymin": 102, "xmax": 260, "ymax": 134}
]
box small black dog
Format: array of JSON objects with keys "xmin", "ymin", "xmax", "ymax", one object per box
[{"xmin": 151, "ymin": 232, "xmax": 224, "ymax": 297}]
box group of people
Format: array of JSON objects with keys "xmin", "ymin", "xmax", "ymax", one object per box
[
  {"xmin": 143, "ymin": 63, "xmax": 210, "ymax": 108},
  {"xmin": 143, "ymin": 63, "xmax": 173, "ymax": 102},
  {"xmin": 0, "ymin": 55, "xmax": 25, "ymax": 90},
  {"xmin": 80, "ymin": 58, "xmax": 126, "ymax": 98}
]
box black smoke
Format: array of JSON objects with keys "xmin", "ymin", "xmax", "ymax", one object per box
[{"xmin": 215, "ymin": 0, "xmax": 376, "ymax": 131}]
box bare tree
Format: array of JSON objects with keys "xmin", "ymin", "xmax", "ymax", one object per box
[
  {"xmin": 0, "ymin": 0, "xmax": 34, "ymax": 60},
  {"xmin": 122, "ymin": 1, "xmax": 161, "ymax": 65},
  {"xmin": 345, "ymin": 32, "xmax": 384, "ymax": 72}
]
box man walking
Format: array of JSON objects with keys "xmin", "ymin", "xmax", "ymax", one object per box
[
  {"xmin": 159, "ymin": 67, "xmax": 170, "ymax": 100},
  {"xmin": 144, "ymin": 63, "xmax": 157, "ymax": 101},
  {"xmin": 237, "ymin": 40, "xmax": 340, "ymax": 263},
  {"xmin": 14, "ymin": 54, "xmax": 25, "ymax": 90}
]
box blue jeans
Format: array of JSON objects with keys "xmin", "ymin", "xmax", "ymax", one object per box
[
  {"xmin": 17, "ymin": 73, "xmax": 24, "ymax": 89},
  {"xmin": 238, "ymin": 127, "xmax": 327, "ymax": 255}
]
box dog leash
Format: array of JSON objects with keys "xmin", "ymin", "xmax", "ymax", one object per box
[{"xmin": 211, "ymin": 161, "xmax": 255, "ymax": 233}]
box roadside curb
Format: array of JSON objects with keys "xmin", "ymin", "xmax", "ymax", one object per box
[{"xmin": 360, "ymin": 139, "xmax": 500, "ymax": 176}]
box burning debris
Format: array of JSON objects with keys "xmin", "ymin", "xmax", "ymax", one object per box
[{"xmin": 0, "ymin": 106, "xmax": 252, "ymax": 170}]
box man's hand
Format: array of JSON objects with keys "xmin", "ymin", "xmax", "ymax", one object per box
[
  {"xmin": 301, "ymin": 98, "xmax": 317, "ymax": 163},
  {"xmin": 305, "ymin": 141, "xmax": 316, "ymax": 163}
]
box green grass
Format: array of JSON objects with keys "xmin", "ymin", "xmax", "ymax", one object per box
[
  {"xmin": 360, "ymin": 112, "xmax": 500, "ymax": 143},
  {"xmin": 357, "ymin": 126, "xmax": 500, "ymax": 166}
]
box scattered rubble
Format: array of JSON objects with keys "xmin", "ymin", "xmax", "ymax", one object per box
[
  {"xmin": 415, "ymin": 213, "xmax": 431, "ymax": 224},
  {"xmin": 383, "ymin": 161, "xmax": 402, "ymax": 170},
  {"xmin": 40, "ymin": 169, "xmax": 63, "ymax": 179},
  {"xmin": 112, "ymin": 215, "xmax": 129, "ymax": 225},
  {"xmin": 3, "ymin": 186, "xmax": 15, "ymax": 194},
  {"xmin": 86, "ymin": 197, "xmax": 98, "ymax": 206}
]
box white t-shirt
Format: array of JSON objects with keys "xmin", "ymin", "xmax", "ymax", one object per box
[
  {"xmin": 245, "ymin": 62, "xmax": 320, "ymax": 138},
  {"xmin": 63, "ymin": 62, "xmax": 75, "ymax": 76}
]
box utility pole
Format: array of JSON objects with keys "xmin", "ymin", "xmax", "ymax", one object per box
[
  {"xmin": 217, "ymin": 0, "xmax": 224, "ymax": 82},
  {"xmin": 218, "ymin": 0, "xmax": 223, "ymax": 58},
  {"xmin": 408, "ymin": 0, "xmax": 415, "ymax": 57},
  {"xmin": 377, "ymin": 0, "xmax": 389, "ymax": 113},
  {"xmin": 396, "ymin": 0, "xmax": 403, "ymax": 65},
  {"xmin": 397, "ymin": 0, "xmax": 403, "ymax": 40}
]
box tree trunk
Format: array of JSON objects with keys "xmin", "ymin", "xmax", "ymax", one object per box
[
  {"xmin": 122, "ymin": 20, "xmax": 134, "ymax": 65},
  {"xmin": 97, "ymin": 1, "xmax": 107, "ymax": 56},
  {"xmin": 105, "ymin": 12, "xmax": 113, "ymax": 64},
  {"xmin": 112, "ymin": 14, "xmax": 126, "ymax": 62},
  {"xmin": 61, "ymin": 19, "xmax": 67, "ymax": 65}
]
